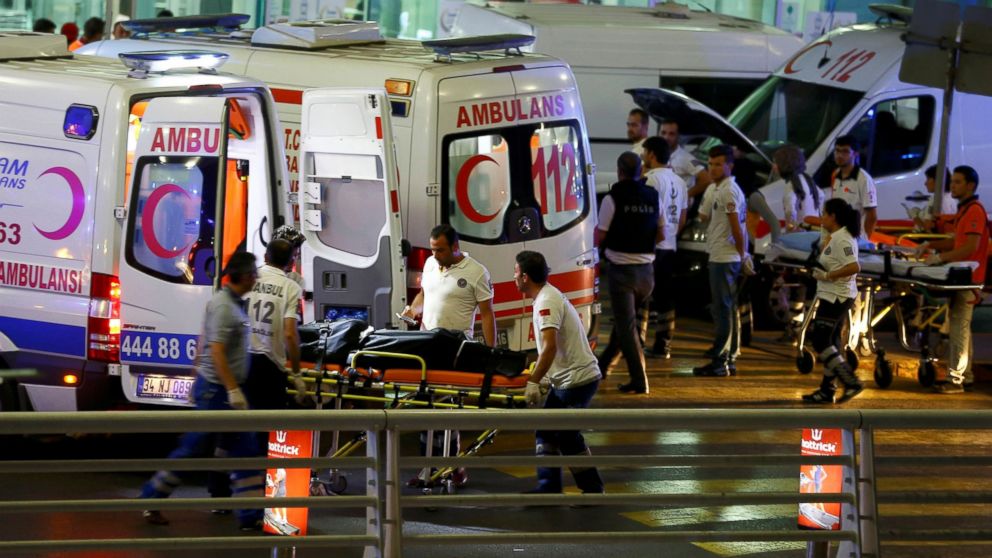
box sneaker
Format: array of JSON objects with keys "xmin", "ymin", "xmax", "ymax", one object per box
[
  {"xmin": 727, "ymin": 362, "xmax": 737, "ymax": 376},
  {"xmin": 142, "ymin": 510, "xmax": 169, "ymax": 526},
  {"xmin": 801, "ymin": 389, "xmax": 835, "ymax": 404},
  {"xmin": 617, "ymin": 383, "xmax": 648, "ymax": 394},
  {"xmin": 692, "ymin": 363, "xmax": 729, "ymax": 377},
  {"xmin": 934, "ymin": 382, "xmax": 965, "ymax": 394},
  {"xmin": 836, "ymin": 382, "xmax": 864, "ymax": 403}
]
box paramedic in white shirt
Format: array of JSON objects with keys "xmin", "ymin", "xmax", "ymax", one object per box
[
  {"xmin": 658, "ymin": 119, "xmax": 711, "ymax": 197},
  {"xmin": 641, "ymin": 136, "xmax": 687, "ymax": 359},
  {"xmin": 829, "ymin": 135, "xmax": 878, "ymax": 238},
  {"xmin": 402, "ymin": 224, "xmax": 496, "ymax": 346},
  {"xmin": 692, "ymin": 145, "xmax": 748, "ymax": 378},
  {"xmin": 802, "ymin": 198, "xmax": 865, "ymax": 404},
  {"xmin": 627, "ymin": 108, "xmax": 650, "ymax": 156},
  {"xmin": 245, "ymin": 239, "xmax": 306, "ymax": 411},
  {"xmin": 515, "ymin": 250, "xmax": 604, "ymax": 495},
  {"xmin": 773, "ymin": 145, "xmax": 821, "ymax": 231}
]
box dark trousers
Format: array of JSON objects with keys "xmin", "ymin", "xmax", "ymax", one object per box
[
  {"xmin": 139, "ymin": 376, "xmax": 264, "ymax": 526},
  {"xmin": 535, "ymin": 380, "xmax": 604, "ymax": 493},
  {"xmin": 706, "ymin": 261, "xmax": 741, "ymax": 365},
  {"xmin": 811, "ymin": 297, "xmax": 857, "ymax": 389},
  {"xmin": 598, "ymin": 262, "xmax": 654, "ymax": 389},
  {"xmin": 651, "ymin": 249, "xmax": 677, "ymax": 352},
  {"xmin": 245, "ymin": 353, "xmax": 290, "ymax": 455}
]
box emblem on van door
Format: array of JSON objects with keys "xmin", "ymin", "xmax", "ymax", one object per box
[
  {"xmin": 517, "ymin": 215, "xmax": 533, "ymax": 235},
  {"xmin": 34, "ymin": 166, "xmax": 86, "ymax": 241}
]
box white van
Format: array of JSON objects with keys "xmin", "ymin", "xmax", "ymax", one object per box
[
  {"xmin": 80, "ymin": 17, "xmax": 601, "ymax": 351},
  {"xmin": 629, "ymin": 5, "xmax": 992, "ymax": 321},
  {"xmin": 0, "ymin": 31, "xmax": 297, "ymax": 410},
  {"xmin": 452, "ymin": 2, "xmax": 804, "ymax": 191}
]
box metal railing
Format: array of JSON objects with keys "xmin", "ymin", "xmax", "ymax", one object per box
[{"xmin": 0, "ymin": 408, "xmax": 990, "ymax": 557}]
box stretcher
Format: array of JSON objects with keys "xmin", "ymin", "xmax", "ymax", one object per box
[
  {"xmin": 757, "ymin": 231, "xmax": 982, "ymax": 388},
  {"xmin": 291, "ymin": 344, "xmax": 531, "ymax": 496}
]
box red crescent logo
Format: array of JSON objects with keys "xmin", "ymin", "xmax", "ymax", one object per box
[
  {"xmin": 34, "ymin": 167, "xmax": 86, "ymax": 241},
  {"xmin": 455, "ymin": 154, "xmax": 502, "ymax": 224},
  {"xmin": 141, "ymin": 183, "xmax": 194, "ymax": 259},
  {"xmin": 783, "ymin": 40, "xmax": 832, "ymax": 75}
]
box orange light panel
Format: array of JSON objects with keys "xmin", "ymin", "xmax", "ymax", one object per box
[
  {"xmin": 385, "ymin": 79, "xmax": 413, "ymax": 96},
  {"xmin": 62, "ymin": 374, "xmax": 79, "ymax": 385}
]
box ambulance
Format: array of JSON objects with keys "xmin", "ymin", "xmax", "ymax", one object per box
[
  {"xmin": 0, "ymin": 31, "xmax": 298, "ymax": 410},
  {"xmin": 628, "ymin": 5, "xmax": 992, "ymax": 322},
  {"xmin": 80, "ymin": 16, "xmax": 601, "ymax": 351},
  {"xmin": 451, "ymin": 1, "xmax": 804, "ymax": 191}
]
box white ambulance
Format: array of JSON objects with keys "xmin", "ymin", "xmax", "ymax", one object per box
[
  {"xmin": 0, "ymin": 32, "xmax": 297, "ymax": 410},
  {"xmin": 80, "ymin": 17, "xmax": 601, "ymax": 351},
  {"xmin": 632, "ymin": 4, "xmax": 992, "ymax": 236},
  {"xmin": 628, "ymin": 5, "xmax": 992, "ymax": 321},
  {"xmin": 452, "ymin": 1, "xmax": 804, "ymax": 191}
]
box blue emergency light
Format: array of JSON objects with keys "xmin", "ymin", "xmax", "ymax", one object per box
[
  {"xmin": 119, "ymin": 50, "xmax": 229, "ymax": 76},
  {"xmin": 63, "ymin": 104, "xmax": 98, "ymax": 140},
  {"xmin": 122, "ymin": 13, "xmax": 250, "ymax": 35}
]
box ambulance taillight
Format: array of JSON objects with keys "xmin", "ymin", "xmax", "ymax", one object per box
[
  {"xmin": 88, "ymin": 273, "xmax": 121, "ymax": 363},
  {"xmin": 406, "ymin": 246, "xmax": 432, "ymax": 307}
]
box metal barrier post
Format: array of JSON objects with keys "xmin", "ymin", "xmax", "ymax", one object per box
[
  {"xmin": 365, "ymin": 428, "xmax": 386, "ymax": 558},
  {"xmin": 806, "ymin": 541, "xmax": 829, "ymax": 558},
  {"xmin": 836, "ymin": 428, "xmax": 861, "ymax": 558},
  {"xmin": 384, "ymin": 427, "xmax": 403, "ymax": 558},
  {"xmin": 858, "ymin": 426, "xmax": 880, "ymax": 557}
]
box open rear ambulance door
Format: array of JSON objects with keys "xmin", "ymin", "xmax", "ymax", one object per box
[
  {"xmin": 117, "ymin": 96, "xmax": 236, "ymax": 406},
  {"xmin": 299, "ymin": 88, "xmax": 406, "ymax": 328}
]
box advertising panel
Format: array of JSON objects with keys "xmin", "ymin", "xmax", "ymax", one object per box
[
  {"xmin": 798, "ymin": 427, "xmax": 843, "ymax": 530},
  {"xmin": 265, "ymin": 430, "xmax": 313, "ymax": 536}
]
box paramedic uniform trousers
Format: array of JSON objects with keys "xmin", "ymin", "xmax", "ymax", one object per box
[
  {"xmin": 652, "ymin": 249, "xmax": 677, "ymax": 352},
  {"xmin": 140, "ymin": 376, "xmax": 264, "ymax": 526},
  {"xmin": 535, "ymin": 380, "xmax": 604, "ymax": 494},
  {"xmin": 948, "ymin": 290, "xmax": 978, "ymax": 385},
  {"xmin": 706, "ymin": 261, "xmax": 741, "ymax": 364}
]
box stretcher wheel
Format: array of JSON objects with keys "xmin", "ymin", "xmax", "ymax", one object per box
[
  {"xmin": 328, "ymin": 472, "xmax": 348, "ymax": 494},
  {"xmin": 442, "ymin": 479, "xmax": 457, "ymax": 495},
  {"xmin": 918, "ymin": 361, "xmax": 937, "ymax": 387},
  {"xmin": 874, "ymin": 358, "xmax": 894, "ymax": 389},
  {"xmin": 846, "ymin": 348, "xmax": 859, "ymax": 372},
  {"xmin": 797, "ymin": 349, "xmax": 815, "ymax": 374}
]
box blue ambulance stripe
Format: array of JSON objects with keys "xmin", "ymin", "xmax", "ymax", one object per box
[{"xmin": 0, "ymin": 316, "xmax": 86, "ymax": 357}]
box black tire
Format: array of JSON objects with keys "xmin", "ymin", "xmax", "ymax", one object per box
[
  {"xmin": 328, "ymin": 473, "xmax": 347, "ymax": 495},
  {"xmin": 846, "ymin": 347, "xmax": 859, "ymax": 371},
  {"xmin": 918, "ymin": 361, "xmax": 937, "ymax": 387},
  {"xmin": 797, "ymin": 349, "xmax": 815, "ymax": 374},
  {"xmin": 874, "ymin": 359, "xmax": 894, "ymax": 389}
]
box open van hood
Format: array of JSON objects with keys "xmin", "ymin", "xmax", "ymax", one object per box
[{"xmin": 626, "ymin": 87, "xmax": 772, "ymax": 168}]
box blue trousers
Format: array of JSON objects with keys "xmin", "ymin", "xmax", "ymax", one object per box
[
  {"xmin": 707, "ymin": 261, "xmax": 741, "ymax": 365},
  {"xmin": 140, "ymin": 376, "xmax": 264, "ymax": 526},
  {"xmin": 535, "ymin": 380, "xmax": 604, "ymax": 494}
]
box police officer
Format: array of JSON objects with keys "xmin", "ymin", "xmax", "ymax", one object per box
[
  {"xmin": 516, "ymin": 250, "xmax": 604, "ymax": 495},
  {"xmin": 641, "ymin": 137, "xmax": 687, "ymax": 359},
  {"xmin": 919, "ymin": 166, "xmax": 989, "ymax": 394},
  {"xmin": 596, "ymin": 152, "xmax": 664, "ymax": 394}
]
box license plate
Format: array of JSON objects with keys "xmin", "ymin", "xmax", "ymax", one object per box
[{"xmin": 137, "ymin": 374, "xmax": 194, "ymax": 400}]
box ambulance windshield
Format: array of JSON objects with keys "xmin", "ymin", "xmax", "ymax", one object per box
[
  {"xmin": 442, "ymin": 120, "xmax": 588, "ymax": 244},
  {"xmin": 725, "ymin": 76, "xmax": 862, "ymax": 159}
]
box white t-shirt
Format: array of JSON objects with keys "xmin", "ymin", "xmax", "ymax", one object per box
[
  {"xmin": 670, "ymin": 146, "xmax": 704, "ymax": 190},
  {"xmin": 247, "ymin": 264, "xmax": 303, "ymax": 370},
  {"xmin": 816, "ymin": 226, "xmax": 859, "ymax": 302},
  {"xmin": 645, "ymin": 166, "xmax": 688, "ymax": 251},
  {"xmin": 831, "ymin": 166, "xmax": 877, "ymax": 212},
  {"xmin": 421, "ymin": 254, "xmax": 493, "ymax": 339},
  {"xmin": 597, "ymin": 194, "xmax": 656, "ymax": 265},
  {"xmin": 631, "ymin": 137, "xmax": 647, "ymax": 157},
  {"xmin": 532, "ymin": 283, "xmax": 600, "ymax": 389},
  {"xmin": 780, "ymin": 175, "xmax": 818, "ymax": 227},
  {"xmin": 699, "ymin": 176, "xmax": 747, "ymax": 263},
  {"xmin": 927, "ymin": 191, "xmax": 957, "ymax": 217}
]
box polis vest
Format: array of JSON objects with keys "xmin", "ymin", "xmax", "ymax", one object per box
[{"xmin": 604, "ymin": 179, "xmax": 659, "ymax": 255}]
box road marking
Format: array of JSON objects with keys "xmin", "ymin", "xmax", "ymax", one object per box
[{"xmin": 692, "ymin": 541, "xmax": 805, "ymax": 557}]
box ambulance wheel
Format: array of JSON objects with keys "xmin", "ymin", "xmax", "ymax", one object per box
[
  {"xmin": 846, "ymin": 347, "xmax": 859, "ymax": 371},
  {"xmin": 797, "ymin": 349, "xmax": 815, "ymax": 374},
  {"xmin": 874, "ymin": 359, "xmax": 894, "ymax": 389},
  {"xmin": 918, "ymin": 361, "xmax": 937, "ymax": 387},
  {"xmin": 328, "ymin": 473, "xmax": 347, "ymax": 495}
]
